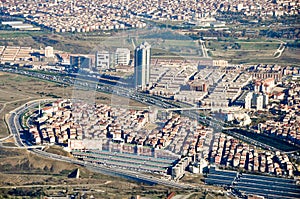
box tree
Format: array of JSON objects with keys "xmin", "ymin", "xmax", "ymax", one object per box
[
  {"xmin": 50, "ymin": 165, "xmax": 54, "ymax": 172},
  {"xmin": 43, "ymin": 165, "xmax": 49, "ymax": 172}
]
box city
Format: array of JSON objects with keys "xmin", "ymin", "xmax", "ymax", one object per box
[{"xmin": 0, "ymin": 0, "xmax": 299, "ymax": 199}]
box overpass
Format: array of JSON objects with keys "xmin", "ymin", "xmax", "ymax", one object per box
[
  {"xmin": 110, "ymin": 104, "xmax": 150, "ymax": 110},
  {"xmin": 273, "ymin": 42, "xmax": 286, "ymax": 58},
  {"xmin": 111, "ymin": 106, "xmax": 212, "ymax": 112}
]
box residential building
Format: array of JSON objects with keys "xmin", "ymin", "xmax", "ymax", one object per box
[
  {"xmin": 115, "ymin": 48, "xmax": 130, "ymax": 65},
  {"xmin": 263, "ymin": 94, "xmax": 269, "ymax": 108},
  {"xmin": 45, "ymin": 46, "xmax": 54, "ymax": 58},
  {"xmin": 255, "ymin": 93, "xmax": 264, "ymax": 110},
  {"xmin": 95, "ymin": 51, "xmax": 112, "ymax": 70},
  {"xmin": 70, "ymin": 55, "xmax": 92, "ymax": 69},
  {"xmin": 245, "ymin": 92, "xmax": 253, "ymax": 109}
]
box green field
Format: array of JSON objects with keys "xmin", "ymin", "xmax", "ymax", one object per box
[{"xmin": 207, "ymin": 41, "xmax": 280, "ymax": 51}]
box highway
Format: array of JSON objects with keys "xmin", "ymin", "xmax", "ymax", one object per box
[
  {"xmin": 0, "ymin": 65, "xmax": 284, "ymax": 189},
  {"xmin": 7, "ymin": 98, "xmax": 52, "ymax": 148},
  {"xmin": 0, "ymin": 65, "xmax": 282, "ymax": 152},
  {"xmin": 4, "ymin": 98, "xmax": 197, "ymax": 190}
]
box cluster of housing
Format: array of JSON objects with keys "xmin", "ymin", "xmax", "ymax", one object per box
[
  {"xmin": 211, "ymin": 133, "xmax": 294, "ymax": 177},
  {"xmin": 0, "ymin": 45, "xmax": 57, "ymax": 69},
  {"xmin": 148, "ymin": 59, "xmax": 254, "ymax": 110},
  {"xmin": 27, "ymin": 99, "xmax": 217, "ymax": 178},
  {"xmin": 28, "ymin": 99, "xmax": 213, "ymax": 159},
  {"xmin": 29, "ymin": 100, "xmax": 151, "ymax": 145},
  {"xmin": 149, "ymin": 59, "xmax": 199, "ymax": 99},
  {"xmin": 27, "ymin": 98, "xmax": 298, "ymax": 180},
  {"xmin": 2, "ymin": 0, "xmax": 298, "ymax": 32},
  {"xmin": 0, "ymin": 46, "xmax": 33, "ymax": 62},
  {"xmin": 200, "ymin": 66, "xmax": 252, "ymax": 109},
  {"xmin": 255, "ymin": 75, "xmax": 300, "ymax": 145},
  {"xmin": 29, "ymin": 100, "xmax": 81, "ymax": 145},
  {"xmin": 0, "ymin": 44, "xmax": 133, "ymax": 73},
  {"xmin": 225, "ymin": 0, "xmax": 299, "ymax": 17},
  {"xmin": 147, "ymin": 62, "xmax": 297, "ymax": 115},
  {"xmin": 1, "ymin": 0, "xmax": 145, "ymax": 32},
  {"xmin": 151, "ymin": 115, "xmax": 214, "ymax": 158},
  {"xmin": 227, "ymin": 64, "xmax": 300, "ymax": 111},
  {"xmin": 248, "ymin": 64, "xmax": 299, "ymax": 82}
]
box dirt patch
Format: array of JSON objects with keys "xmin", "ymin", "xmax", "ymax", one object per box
[{"xmin": 44, "ymin": 145, "xmax": 72, "ymax": 157}]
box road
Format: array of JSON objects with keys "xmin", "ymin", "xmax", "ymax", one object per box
[
  {"xmin": 6, "ymin": 98, "xmax": 52, "ymax": 148},
  {"xmin": 199, "ymin": 40, "xmax": 209, "ymax": 58},
  {"xmin": 1, "ymin": 65, "xmax": 283, "ymax": 188},
  {"xmin": 0, "ymin": 134, "xmax": 13, "ymax": 142},
  {"xmin": 0, "ymin": 65, "xmax": 281, "ymax": 152},
  {"xmin": 0, "ymin": 181, "xmax": 112, "ymax": 189},
  {"xmin": 273, "ymin": 42, "xmax": 286, "ymax": 58},
  {"xmin": 4, "ymin": 99, "xmax": 197, "ymax": 190}
]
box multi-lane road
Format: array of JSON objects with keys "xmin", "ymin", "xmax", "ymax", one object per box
[
  {"xmin": 7, "ymin": 98, "xmax": 51, "ymax": 148},
  {"xmin": 0, "ymin": 65, "xmax": 282, "ymax": 152},
  {"xmin": 0, "ymin": 65, "xmax": 284, "ymax": 189},
  {"xmin": 4, "ymin": 98, "xmax": 196, "ymax": 190}
]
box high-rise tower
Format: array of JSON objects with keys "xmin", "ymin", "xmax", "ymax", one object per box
[{"xmin": 134, "ymin": 42, "xmax": 151, "ymax": 90}]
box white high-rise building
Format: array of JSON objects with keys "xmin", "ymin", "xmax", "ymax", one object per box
[
  {"xmin": 256, "ymin": 94, "xmax": 264, "ymax": 110},
  {"xmin": 115, "ymin": 48, "xmax": 130, "ymax": 65},
  {"xmin": 134, "ymin": 42, "xmax": 151, "ymax": 90},
  {"xmin": 45, "ymin": 46, "xmax": 54, "ymax": 58},
  {"xmin": 244, "ymin": 92, "xmax": 253, "ymax": 109}
]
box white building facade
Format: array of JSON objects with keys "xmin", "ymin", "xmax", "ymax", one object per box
[
  {"xmin": 115, "ymin": 48, "xmax": 130, "ymax": 65},
  {"xmin": 45, "ymin": 46, "xmax": 54, "ymax": 58},
  {"xmin": 95, "ymin": 51, "xmax": 111, "ymax": 70}
]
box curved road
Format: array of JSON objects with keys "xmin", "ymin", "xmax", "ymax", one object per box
[
  {"xmin": 0, "ymin": 65, "xmax": 284, "ymax": 189},
  {"xmin": 5, "ymin": 99, "xmax": 197, "ymax": 190},
  {"xmin": 0, "ymin": 66, "xmax": 282, "ymax": 152}
]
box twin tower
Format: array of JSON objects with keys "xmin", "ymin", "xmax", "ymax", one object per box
[{"xmin": 134, "ymin": 42, "xmax": 151, "ymax": 90}]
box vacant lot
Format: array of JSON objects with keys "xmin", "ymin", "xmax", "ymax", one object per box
[
  {"xmin": 0, "ymin": 147, "xmax": 191, "ymax": 199},
  {"xmin": 207, "ymin": 39, "xmax": 300, "ymax": 66},
  {"xmin": 0, "ymin": 29, "xmax": 299, "ymax": 65}
]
